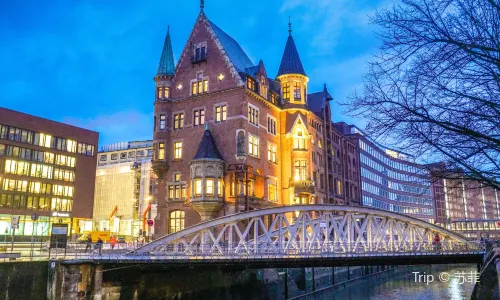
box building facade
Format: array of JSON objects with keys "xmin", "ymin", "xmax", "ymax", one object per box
[
  {"xmin": 335, "ymin": 123, "xmax": 435, "ymax": 223},
  {"xmin": 151, "ymin": 9, "xmax": 360, "ymax": 236},
  {"xmin": 93, "ymin": 141, "xmax": 157, "ymax": 239},
  {"xmin": 0, "ymin": 107, "xmax": 98, "ymax": 240}
]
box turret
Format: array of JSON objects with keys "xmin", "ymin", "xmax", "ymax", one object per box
[
  {"xmin": 154, "ymin": 26, "xmax": 175, "ymax": 101},
  {"xmin": 277, "ymin": 18, "xmax": 309, "ymax": 108}
]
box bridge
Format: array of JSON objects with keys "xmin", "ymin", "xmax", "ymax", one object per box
[{"xmin": 65, "ymin": 205, "xmax": 483, "ymax": 267}]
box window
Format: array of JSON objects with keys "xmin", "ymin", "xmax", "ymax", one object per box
[
  {"xmin": 246, "ymin": 77, "xmax": 255, "ymax": 91},
  {"xmin": 218, "ymin": 179, "xmax": 223, "ymax": 196},
  {"xmin": 38, "ymin": 133, "xmax": 52, "ymax": 148},
  {"xmin": 320, "ymin": 173, "xmax": 324, "ymax": 189},
  {"xmin": 158, "ymin": 142, "xmax": 165, "ymax": 160},
  {"xmin": 283, "ymin": 82, "xmax": 290, "ymax": 100},
  {"xmin": 168, "ymin": 184, "xmax": 187, "ymax": 201},
  {"xmin": 337, "ymin": 180, "xmax": 343, "ymax": 195},
  {"xmin": 174, "ymin": 142, "xmax": 182, "ymax": 159},
  {"xmin": 169, "ymin": 211, "xmax": 185, "ymax": 233},
  {"xmin": 293, "ymin": 130, "xmax": 307, "ymax": 150},
  {"xmin": 248, "ymin": 135, "xmax": 259, "ymax": 157},
  {"xmin": 260, "ymin": 78, "xmax": 268, "ymax": 99},
  {"xmin": 194, "ymin": 179, "xmax": 202, "ymax": 196},
  {"xmin": 128, "ymin": 152, "xmax": 135, "ymax": 159},
  {"xmin": 5, "ymin": 160, "xmax": 30, "ymax": 176},
  {"xmin": 194, "ymin": 44, "xmax": 206, "ymax": 61},
  {"xmin": 267, "ymin": 116, "xmax": 276, "ymax": 135},
  {"xmin": 174, "ymin": 173, "xmax": 181, "ymax": 182},
  {"xmin": 173, "ymin": 113, "xmax": 184, "ymax": 130},
  {"xmin": 159, "ymin": 115, "xmax": 166, "ymax": 130},
  {"xmin": 66, "ymin": 140, "xmax": 77, "ymax": 153},
  {"xmin": 111, "ymin": 154, "xmax": 118, "ymax": 160},
  {"xmin": 157, "ymin": 86, "xmax": 170, "ymax": 99},
  {"xmin": 193, "ymin": 109, "xmax": 205, "ymax": 126},
  {"xmin": 312, "ymin": 152, "xmax": 317, "ymax": 163},
  {"xmin": 191, "ymin": 73, "xmax": 208, "ymax": 95},
  {"xmin": 120, "ymin": 152, "xmax": 127, "ymax": 159},
  {"xmin": 267, "ymin": 143, "xmax": 276, "ymax": 163},
  {"xmin": 294, "ymin": 160, "xmax": 307, "ymax": 181},
  {"xmin": 206, "ymin": 178, "xmax": 214, "ymax": 195},
  {"xmin": 215, "ymin": 105, "xmax": 227, "ymax": 122},
  {"xmin": 30, "ymin": 163, "xmax": 53, "ymax": 179},
  {"xmin": 268, "ymin": 178, "xmax": 277, "ymax": 202},
  {"xmin": 270, "ymin": 93, "xmax": 277, "ymax": 104},
  {"xmin": 248, "ymin": 105, "xmax": 259, "ymax": 126},
  {"xmin": 293, "ymin": 82, "xmax": 301, "ymax": 100}
]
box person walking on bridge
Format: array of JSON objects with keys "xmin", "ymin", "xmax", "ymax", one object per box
[
  {"xmin": 433, "ymin": 233, "xmax": 441, "ymax": 251},
  {"xmin": 84, "ymin": 236, "xmax": 92, "ymax": 253},
  {"xmin": 110, "ymin": 236, "xmax": 117, "ymax": 250}
]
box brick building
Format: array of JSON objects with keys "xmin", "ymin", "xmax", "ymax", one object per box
[
  {"xmin": 151, "ymin": 8, "xmax": 361, "ymax": 235},
  {"xmin": 0, "ymin": 107, "xmax": 98, "ymax": 240}
]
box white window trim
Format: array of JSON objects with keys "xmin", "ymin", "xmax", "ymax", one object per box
[
  {"xmin": 266, "ymin": 114, "xmax": 277, "ymax": 136},
  {"xmin": 214, "ymin": 102, "xmax": 228, "ymax": 123},
  {"xmin": 248, "ymin": 103, "xmax": 260, "ymax": 128},
  {"xmin": 248, "ymin": 134, "xmax": 260, "ymax": 158}
]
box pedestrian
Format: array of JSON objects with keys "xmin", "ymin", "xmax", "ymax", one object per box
[
  {"xmin": 110, "ymin": 236, "xmax": 117, "ymax": 250},
  {"xmin": 85, "ymin": 236, "xmax": 92, "ymax": 253},
  {"xmin": 96, "ymin": 237, "xmax": 103, "ymax": 255},
  {"xmin": 433, "ymin": 233, "xmax": 441, "ymax": 251}
]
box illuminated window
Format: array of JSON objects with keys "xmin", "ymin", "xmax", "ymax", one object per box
[
  {"xmin": 268, "ymin": 179, "xmax": 277, "ymax": 202},
  {"xmin": 337, "ymin": 180, "xmax": 343, "ymax": 195},
  {"xmin": 194, "ymin": 179, "xmax": 202, "ymax": 196},
  {"xmin": 39, "ymin": 133, "xmax": 52, "ymax": 148},
  {"xmin": 283, "ymin": 82, "xmax": 290, "ymax": 100},
  {"xmin": 248, "ymin": 105, "xmax": 259, "ymax": 126},
  {"xmin": 174, "ymin": 173, "xmax": 181, "ymax": 182},
  {"xmin": 248, "ymin": 135, "xmax": 259, "ymax": 157},
  {"xmin": 293, "ymin": 130, "xmax": 307, "ymax": 150},
  {"xmin": 174, "ymin": 142, "xmax": 182, "ymax": 159},
  {"xmin": 218, "ymin": 179, "xmax": 223, "ymax": 196},
  {"xmin": 260, "ymin": 77, "xmax": 268, "ymax": 99},
  {"xmin": 191, "ymin": 73, "xmax": 208, "ymax": 95},
  {"xmin": 169, "ymin": 210, "xmax": 185, "ymax": 233},
  {"xmin": 267, "ymin": 143, "xmax": 276, "ymax": 163},
  {"xmin": 215, "ymin": 105, "xmax": 227, "ymax": 122},
  {"xmin": 294, "ymin": 160, "xmax": 307, "ymax": 181},
  {"xmin": 206, "ymin": 178, "xmax": 214, "ymax": 195},
  {"xmin": 294, "ymin": 196, "xmax": 308, "ymax": 204},
  {"xmin": 157, "ymin": 86, "xmax": 170, "ymax": 99},
  {"xmin": 158, "ymin": 142, "xmax": 165, "ymax": 160},
  {"xmin": 66, "ymin": 140, "xmax": 77, "ymax": 153},
  {"xmin": 270, "ymin": 93, "xmax": 277, "ymax": 104},
  {"xmin": 159, "ymin": 115, "xmax": 166, "ymax": 130},
  {"xmin": 267, "ymin": 116, "xmax": 276, "ymax": 135},
  {"xmin": 246, "ymin": 77, "xmax": 255, "ymax": 91},
  {"xmin": 293, "ymin": 82, "xmax": 301, "ymax": 100},
  {"xmin": 173, "ymin": 113, "xmax": 184, "ymax": 130},
  {"xmin": 193, "ymin": 109, "xmax": 205, "ymax": 126}
]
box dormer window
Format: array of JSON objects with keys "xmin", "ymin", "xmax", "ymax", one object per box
[
  {"xmin": 246, "ymin": 77, "xmax": 255, "ymax": 91},
  {"xmin": 259, "ymin": 76, "xmax": 268, "ymax": 99},
  {"xmin": 293, "ymin": 82, "xmax": 301, "ymax": 100},
  {"xmin": 270, "ymin": 93, "xmax": 277, "ymax": 104}
]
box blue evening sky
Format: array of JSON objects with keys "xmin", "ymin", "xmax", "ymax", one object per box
[{"xmin": 0, "ymin": 0, "xmax": 391, "ymax": 148}]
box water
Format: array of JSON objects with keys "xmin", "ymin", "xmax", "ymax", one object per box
[{"xmin": 308, "ymin": 265, "xmax": 476, "ymax": 300}]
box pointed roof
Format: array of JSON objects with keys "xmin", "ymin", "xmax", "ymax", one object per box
[
  {"xmin": 207, "ymin": 20, "xmax": 255, "ymax": 73},
  {"xmin": 277, "ymin": 35, "xmax": 306, "ymax": 76},
  {"xmin": 156, "ymin": 27, "xmax": 175, "ymax": 76},
  {"xmin": 193, "ymin": 124, "xmax": 224, "ymax": 160},
  {"xmin": 308, "ymin": 84, "xmax": 333, "ymax": 116}
]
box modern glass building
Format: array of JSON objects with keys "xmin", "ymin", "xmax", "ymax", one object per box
[
  {"xmin": 0, "ymin": 107, "xmax": 98, "ymax": 240},
  {"xmin": 335, "ymin": 123, "xmax": 435, "ymax": 223}
]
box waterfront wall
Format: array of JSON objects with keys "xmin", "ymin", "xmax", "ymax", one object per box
[{"xmin": 0, "ymin": 261, "xmax": 48, "ymax": 300}]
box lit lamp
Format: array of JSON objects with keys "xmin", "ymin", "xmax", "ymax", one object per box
[
  {"xmin": 176, "ymin": 83, "xmax": 183, "ymax": 90},
  {"xmin": 217, "ymin": 73, "xmax": 225, "ymax": 81},
  {"xmin": 294, "ymin": 174, "xmax": 300, "ymax": 181}
]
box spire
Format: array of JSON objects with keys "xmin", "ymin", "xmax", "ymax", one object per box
[
  {"xmin": 156, "ymin": 26, "xmax": 175, "ymax": 76},
  {"xmin": 193, "ymin": 124, "xmax": 224, "ymax": 160},
  {"xmin": 277, "ymin": 21, "xmax": 306, "ymax": 76},
  {"xmin": 200, "ymin": 0, "xmax": 204, "ymax": 10},
  {"xmin": 288, "ymin": 17, "xmax": 292, "ymax": 36}
]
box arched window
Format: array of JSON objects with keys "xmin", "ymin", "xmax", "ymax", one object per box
[{"xmin": 169, "ymin": 210, "xmax": 185, "ymax": 233}]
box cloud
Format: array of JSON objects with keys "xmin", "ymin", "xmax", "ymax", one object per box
[{"xmin": 61, "ymin": 110, "xmax": 153, "ymax": 147}]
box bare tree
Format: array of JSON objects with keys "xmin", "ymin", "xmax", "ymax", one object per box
[{"xmin": 345, "ymin": 0, "xmax": 500, "ymax": 189}]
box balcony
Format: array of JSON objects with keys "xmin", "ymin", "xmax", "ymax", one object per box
[
  {"xmin": 290, "ymin": 179, "xmax": 316, "ymax": 195},
  {"xmin": 191, "ymin": 53, "xmax": 208, "ymax": 64}
]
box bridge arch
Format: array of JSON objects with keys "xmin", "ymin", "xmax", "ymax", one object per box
[{"xmin": 133, "ymin": 205, "xmax": 470, "ymax": 256}]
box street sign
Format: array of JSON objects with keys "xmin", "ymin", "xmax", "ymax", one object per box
[
  {"xmin": 31, "ymin": 213, "xmax": 39, "ymax": 221},
  {"xmin": 147, "ymin": 219, "xmax": 154, "ymax": 227},
  {"xmin": 11, "ymin": 216, "xmax": 20, "ymax": 229}
]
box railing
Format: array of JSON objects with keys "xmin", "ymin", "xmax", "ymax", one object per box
[
  {"xmin": 191, "ymin": 54, "xmax": 208, "ymax": 64},
  {"xmin": 290, "ymin": 179, "xmax": 315, "ymax": 187}
]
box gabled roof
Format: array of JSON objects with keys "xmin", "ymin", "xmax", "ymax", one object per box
[
  {"xmin": 277, "ymin": 35, "xmax": 306, "ymax": 76},
  {"xmin": 308, "ymin": 84, "xmax": 333, "ymax": 116},
  {"xmin": 207, "ymin": 20, "xmax": 255, "ymax": 73},
  {"xmin": 156, "ymin": 27, "xmax": 175, "ymax": 76},
  {"xmin": 193, "ymin": 124, "xmax": 224, "ymax": 161}
]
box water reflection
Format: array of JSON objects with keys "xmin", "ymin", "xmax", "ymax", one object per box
[{"xmin": 309, "ymin": 265, "xmax": 476, "ymax": 300}]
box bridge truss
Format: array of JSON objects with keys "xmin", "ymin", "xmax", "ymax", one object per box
[{"xmin": 131, "ymin": 205, "xmax": 479, "ymax": 258}]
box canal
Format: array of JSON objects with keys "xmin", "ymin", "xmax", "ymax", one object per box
[{"xmin": 302, "ymin": 264, "xmax": 476, "ymax": 300}]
